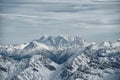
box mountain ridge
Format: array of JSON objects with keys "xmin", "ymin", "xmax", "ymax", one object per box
[{"xmin": 0, "ymin": 35, "xmax": 120, "ymax": 80}]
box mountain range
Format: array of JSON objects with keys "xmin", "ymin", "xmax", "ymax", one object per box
[{"xmin": 0, "ymin": 35, "xmax": 120, "ymax": 80}]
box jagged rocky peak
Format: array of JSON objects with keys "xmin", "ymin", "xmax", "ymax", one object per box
[
  {"xmin": 24, "ymin": 41, "xmax": 38, "ymax": 49},
  {"xmin": 99, "ymin": 41, "xmax": 111, "ymax": 48},
  {"xmin": 24, "ymin": 41, "xmax": 50, "ymax": 50},
  {"xmin": 98, "ymin": 40, "xmax": 120, "ymax": 49},
  {"xmin": 30, "ymin": 55, "xmax": 58, "ymax": 68},
  {"xmin": 86, "ymin": 42, "xmax": 98, "ymax": 49},
  {"xmin": 36, "ymin": 35, "xmax": 86, "ymax": 46}
]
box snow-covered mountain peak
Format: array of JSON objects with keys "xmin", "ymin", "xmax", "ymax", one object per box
[
  {"xmin": 24, "ymin": 41, "xmax": 50, "ymax": 50},
  {"xmin": 13, "ymin": 43, "xmax": 28, "ymax": 49},
  {"xmin": 58, "ymin": 35, "xmax": 75, "ymax": 41},
  {"xmin": 99, "ymin": 41, "xmax": 111, "ymax": 48},
  {"xmin": 36, "ymin": 35, "xmax": 85, "ymax": 47},
  {"xmin": 86, "ymin": 42, "xmax": 98, "ymax": 50},
  {"xmin": 39, "ymin": 35, "xmax": 52, "ymax": 41}
]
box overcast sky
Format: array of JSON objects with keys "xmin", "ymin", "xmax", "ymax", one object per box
[{"xmin": 0, "ymin": 0, "xmax": 120, "ymax": 45}]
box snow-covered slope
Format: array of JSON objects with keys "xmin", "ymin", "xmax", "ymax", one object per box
[{"xmin": 0, "ymin": 35, "xmax": 120, "ymax": 80}]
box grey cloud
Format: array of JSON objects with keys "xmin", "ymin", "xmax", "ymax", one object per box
[{"xmin": 0, "ymin": 0, "xmax": 120, "ymax": 45}]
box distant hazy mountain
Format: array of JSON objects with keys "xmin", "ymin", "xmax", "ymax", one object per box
[{"xmin": 0, "ymin": 35, "xmax": 120, "ymax": 80}]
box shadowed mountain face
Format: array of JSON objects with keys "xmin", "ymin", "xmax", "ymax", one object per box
[
  {"xmin": 0, "ymin": 35, "xmax": 120, "ymax": 80},
  {"xmin": 0, "ymin": 0, "xmax": 120, "ymax": 45}
]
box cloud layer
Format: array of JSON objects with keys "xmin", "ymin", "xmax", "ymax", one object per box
[{"xmin": 0, "ymin": 1, "xmax": 120, "ymax": 45}]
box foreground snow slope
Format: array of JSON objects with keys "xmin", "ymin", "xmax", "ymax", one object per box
[{"xmin": 0, "ymin": 35, "xmax": 120, "ymax": 80}]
